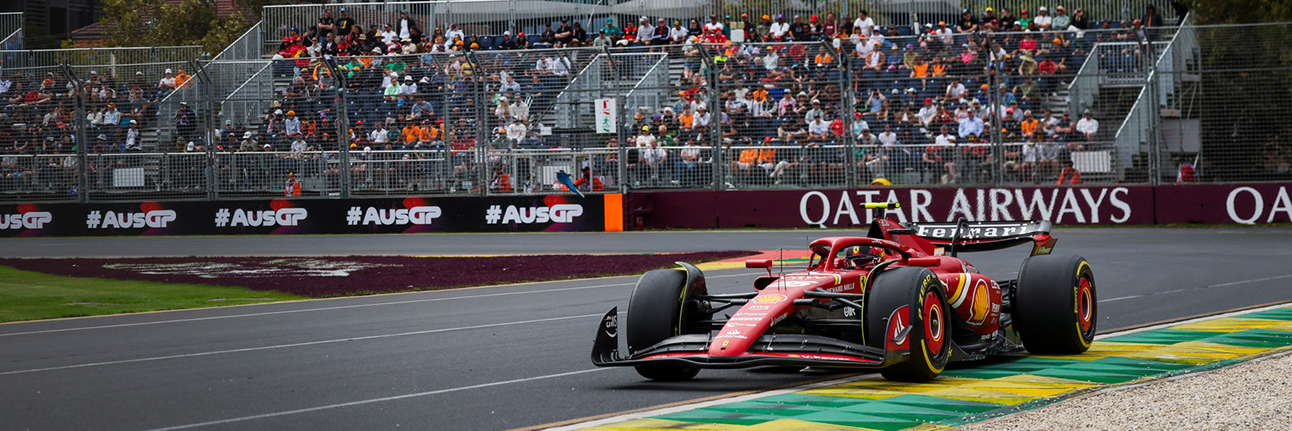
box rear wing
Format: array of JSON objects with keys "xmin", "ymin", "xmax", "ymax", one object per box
[{"xmin": 906, "ymin": 220, "xmax": 1056, "ymax": 256}]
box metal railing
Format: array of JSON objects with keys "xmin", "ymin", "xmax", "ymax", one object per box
[
  {"xmin": 0, "ymin": 46, "xmax": 206, "ymax": 70},
  {"xmin": 214, "ymin": 21, "xmax": 265, "ymax": 62},
  {"xmin": 1113, "ymin": 13, "xmax": 1194, "ymax": 183},
  {"xmin": 0, "ymin": 28, "xmax": 20, "ymax": 52},
  {"xmin": 622, "ymin": 51, "xmax": 671, "ymax": 118},
  {"xmin": 551, "ymin": 52, "xmax": 609, "ymax": 129},
  {"xmin": 0, "ymin": 12, "xmax": 20, "ymax": 51}
]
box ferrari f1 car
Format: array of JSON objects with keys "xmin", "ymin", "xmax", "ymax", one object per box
[{"xmin": 591, "ymin": 203, "xmax": 1096, "ymax": 382}]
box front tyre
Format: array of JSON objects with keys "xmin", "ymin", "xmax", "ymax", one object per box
[
  {"xmin": 626, "ymin": 267, "xmax": 707, "ymax": 381},
  {"xmin": 1014, "ymin": 255, "xmax": 1097, "ymax": 354},
  {"xmin": 868, "ymin": 267, "xmax": 951, "ymax": 382}
]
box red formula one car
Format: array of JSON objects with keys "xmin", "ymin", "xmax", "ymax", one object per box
[{"xmin": 591, "ymin": 203, "xmax": 1096, "ymax": 382}]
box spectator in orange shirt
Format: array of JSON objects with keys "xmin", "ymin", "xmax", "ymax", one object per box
[
  {"xmin": 174, "ymin": 69, "xmax": 192, "ymax": 90},
  {"xmin": 1019, "ymin": 110, "xmax": 1040, "ymax": 138},
  {"xmin": 1057, "ymin": 160, "xmax": 1082, "ymax": 184},
  {"xmin": 416, "ymin": 119, "xmax": 435, "ymax": 144},
  {"xmin": 402, "ymin": 121, "xmax": 422, "ymax": 144},
  {"xmin": 930, "ymin": 58, "xmax": 948, "ymax": 77},
  {"xmin": 425, "ymin": 120, "xmax": 443, "ymax": 143},
  {"xmin": 678, "ymin": 104, "xmax": 696, "ymax": 136},
  {"xmin": 734, "ymin": 141, "xmax": 760, "ymax": 178},
  {"xmin": 814, "ymin": 47, "xmax": 834, "ymax": 68}
]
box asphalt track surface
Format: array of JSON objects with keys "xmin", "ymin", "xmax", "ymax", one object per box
[{"xmin": 2, "ymin": 227, "xmax": 1292, "ymax": 430}]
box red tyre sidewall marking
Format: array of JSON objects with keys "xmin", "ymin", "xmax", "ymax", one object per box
[
  {"xmin": 923, "ymin": 291, "xmax": 945, "ymax": 355},
  {"xmin": 1077, "ymin": 277, "xmax": 1093, "ymax": 334}
]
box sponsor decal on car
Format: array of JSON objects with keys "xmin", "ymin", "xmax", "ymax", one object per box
[
  {"xmin": 821, "ymin": 284, "xmax": 851, "ymax": 294},
  {"xmin": 769, "ymin": 313, "xmax": 787, "ymax": 326},
  {"xmin": 776, "ymin": 280, "xmax": 817, "ymax": 288},
  {"xmin": 602, "ymin": 313, "xmax": 618, "ymax": 338},
  {"xmin": 753, "ymin": 294, "xmax": 788, "ymax": 303},
  {"xmin": 714, "ymin": 335, "xmax": 748, "ymax": 340}
]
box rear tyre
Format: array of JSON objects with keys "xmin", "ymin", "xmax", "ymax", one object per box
[
  {"xmin": 867, "ymin": 267, "xmax": 951, "ymax": 382},
  {"xmin": 626, "ymin": 268, "xmax": 706, "ymax": 381},
  {"xmin": 1014, "ymin": 255, "xmax": 1097, "ymax": 354}
]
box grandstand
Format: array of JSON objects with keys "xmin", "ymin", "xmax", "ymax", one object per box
[{"xmin": 3, "ymin": 0, "xmax": 1285, "ymax": 204}]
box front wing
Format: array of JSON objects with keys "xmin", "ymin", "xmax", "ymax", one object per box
[{"xmin": 591, "ymin": 308, "xmax": 901, "ymax": 370}]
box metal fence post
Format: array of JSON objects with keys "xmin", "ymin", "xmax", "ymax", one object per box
[
  {"xmin": 198, "ymin": 60, "xmax": 217, "ymax": 200},
  {"xmin": 705, "ymin": 47, "xmax": 723, "ymax": 190},
  {"xmin": 66, "ymin": 65, "xmax": 89, "ymax": 203},
  {"xmin": 1146, "ymin": 38, "xmax": 1160, "ymax": 186},
  {"xmin": 988, "ymin": 35, "xmax": 1004, "ymax": 187},
  {"xmin": 466, "ymin": 52, "xmax": 488, "ymax": 197},
  {"xmin": 836, "ymin": 40, "xmax": 856, "ymax": 190},
  {"xmin": 333, "ymin": 60, "xmax": 351, "ymax": 199},
  {"xmin": 617, "ymin": 94, "xmax": 628, "ymax": 194}
]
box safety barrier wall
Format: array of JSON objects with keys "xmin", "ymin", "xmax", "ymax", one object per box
[
  {"xmin": 627, "ymin": 183, "xmax": 1292, "ymax": 229},
  {"xmin": 0, "ymin": 183, "xmax": 1286, "ymax": 236},
  {"xmin": 0, "ymin": 193, "xmax": 621, "ymax": 236}
]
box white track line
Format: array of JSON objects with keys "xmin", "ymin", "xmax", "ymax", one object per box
[
  {"xmin": 0, "ymin": 314, "xmax": 600, "ymax": 377},
  {"xmin": 145, "ymin": 368, "xmax": 611, "ymax": 431},
  {"xmin": 20, "ymin": 269, "xmax": 1271, "ymax": 338},
  {"xmin": 1097, "ymin": 274, "xmax": 1292, "ymax": 304},
  {"xmin": 0, "ymin": 283, "xmax": 627, "ymax": 338},
  {"xmin": 0, "ymin": 271, "xmax": 761, "ymax": 338}
]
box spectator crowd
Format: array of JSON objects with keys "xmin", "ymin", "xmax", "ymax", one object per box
[{"xmin": 0, "ymin": 1, "xmax": 1196, "ymax": 198}]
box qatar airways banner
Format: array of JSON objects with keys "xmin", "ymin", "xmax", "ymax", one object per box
[
  {"xmin": 636, "ymin": 186, "xmax": 1157, "ymax": 229},
  {"xmin": 1155, "ymin": 184, "xmax": 1292, "ymax": 225},
  {"xmin": 0, "ymin": 194, "xmax": 613, "ymax": 237}
]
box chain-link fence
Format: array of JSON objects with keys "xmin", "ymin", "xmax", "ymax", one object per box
[
  {"xmin": 5, "ymin": 18, "xmax": 1292, "ymax": 203},
  {"xmin": 1152, "ymin": 22, "xmax": 1292, "ymax": 183}
]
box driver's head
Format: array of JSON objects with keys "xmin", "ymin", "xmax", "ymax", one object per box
[{"xmin": 845, "ymin": 245, "xmax": 883, "ymax": 267}]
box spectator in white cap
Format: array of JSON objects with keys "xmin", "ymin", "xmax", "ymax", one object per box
[
  {"xmin": 126, "ymin": 120, "xmax": 141, "ymax": 151},
  {"xmin": 636, "ymin": 16, "xmax": 654, "ymax": 44},
  {"xmin": 157, "ymin": 69, "xmax": 176, "ymax": 94},
  {"xmin": 400, "ymin": 75, "xmax": 417, "ymax": 95},
  {"xmin": 240, "ymin": 131, "xmax": 258, "ymax": 152},
  {"xmin": 1076, "ymin": 109, "xmax": 1099, "ymax": 141},
  {"xmin": 1034, "ymin": 6, "xmax": 1053, "ymax": 30}
]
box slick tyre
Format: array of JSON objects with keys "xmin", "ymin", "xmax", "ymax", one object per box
[
  {"xmin": 1014, "ymin": 255, "xmax": 1097, "ymax": 354},
  {"xmin": 867, "ymin": 267, "xmax": 951, "ymax": 382},
  {"xmin": 627, "ymin": 268, "xmax": 705, "ymax": 381}
]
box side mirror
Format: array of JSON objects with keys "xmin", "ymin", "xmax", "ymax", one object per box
[{"xmin": 745, "ymin": 259, "xmax": 773, "ymax": 269}]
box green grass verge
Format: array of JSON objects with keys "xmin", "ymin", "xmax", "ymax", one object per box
[{"xmin": 0, "ymin": 266, "xmax": 303, "ymax": 323}]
